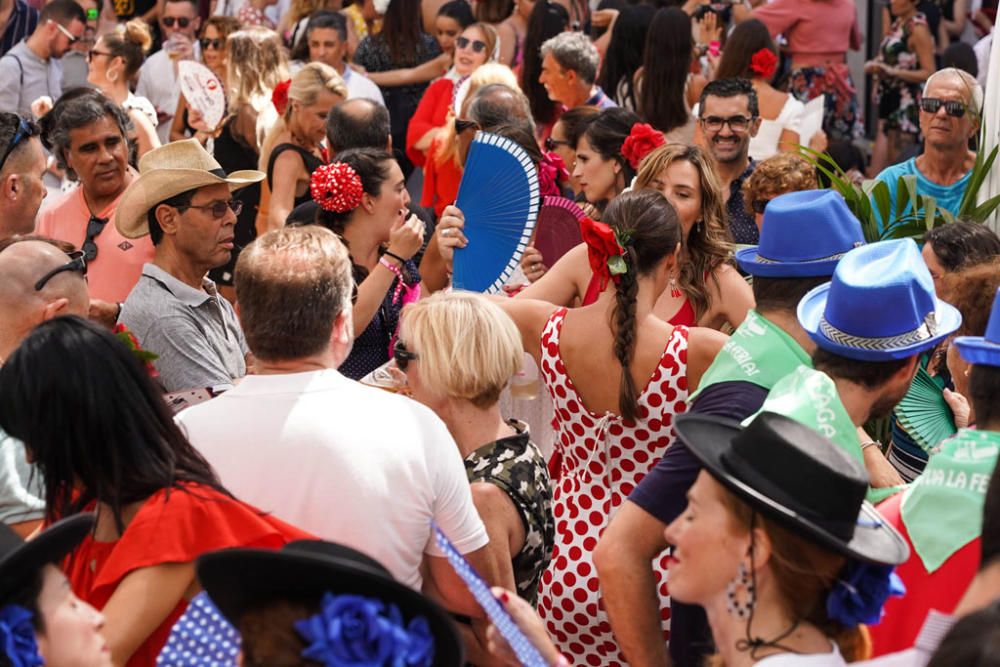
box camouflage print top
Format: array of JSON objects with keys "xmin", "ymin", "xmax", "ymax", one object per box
[{"xmin": 463, "ymin": 420, "xmax": 554, "ymax": 605}]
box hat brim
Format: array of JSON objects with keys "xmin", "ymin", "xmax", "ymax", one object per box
[
  {"xmin": 114, "ymin": 168, "xmax": 265, "ymax": 240},
  {"xmin": 797, "ymin": 282, "xmax": 962, "ymax": 361},
  {"xmin": 0, "ymin": 514, "xmax": 94, "ymax": 600},
  {"xmin": 954, "ymin": 335, "xmax": 1000, "ymax": 367},
  {"xmin": 735, "ymin": 247, "xmax": 841, "ymax": 278},
  {"xmin": 197, "ymin": 547, "xmax": 464, "ymax": 666},
  {"xmin": 674, "ymin": 413, "xmax": 910, "ymax": 566}
]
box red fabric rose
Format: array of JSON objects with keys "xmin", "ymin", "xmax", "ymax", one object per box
[
  {"xmin": 579, "ymin": 216, "xmax": 623, "ymax": 291},
  {"xmin": 750, "ymin": 48, "xmax": 778, "ymax": 81},
  {"xmin": 311, "ymin": 162, "xmax": 365, "ymax": 213},
  {"xmin": 621, "ymin": 123, "xmax": 666, "ymax": 169},
  {"xmin": 271, "ymin": 79, "xmax": 292, "ymax": 115},
  {"xmin": 538, "ymin": 151, "xmax": 569, "ymax": 197}
]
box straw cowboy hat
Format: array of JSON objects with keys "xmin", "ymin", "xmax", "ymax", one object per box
[{"xmin": 114, "ymin": 139, "xmax": 265, "ymax": 240}]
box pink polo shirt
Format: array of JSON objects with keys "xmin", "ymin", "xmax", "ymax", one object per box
[
  {"xmin": 36, "ymin": 187, "xmax": 154, "ymax": 303},
  {"xmin": 754, "ymin": 0, "xmax": 862, "ymax": 58}
]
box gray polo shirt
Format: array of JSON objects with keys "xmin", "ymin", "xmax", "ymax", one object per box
[
  {"xmin": 121, "ymin": 263, "xmax": 248, "ymax": 393},
  {"xmin": 0, "ymin": 39, "xmax": 62, "ymax": 117}
]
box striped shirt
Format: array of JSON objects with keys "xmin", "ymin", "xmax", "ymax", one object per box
[{"xmin": 0, "ymin": 0, "xmax": 37, "ymax": 57}]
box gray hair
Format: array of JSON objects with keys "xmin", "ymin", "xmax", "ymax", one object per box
[
  {"xmin": 923, "ymin": 67, "xmax": 984, "ymax": 117},
  {"xmin": 540, "ymin": 31, "xmax": 599, "ymax": 85},
  {"xmin": 42, "ymin": 90, "xmax": 131, "ymax": 180},
  {"xmin": 468, "ymin": 83, "xmax": 532, "ymax": 130}
]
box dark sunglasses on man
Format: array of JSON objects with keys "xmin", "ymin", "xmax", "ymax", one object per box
[
  {"xmin": 919, "ymin": 97, "xmax": 970, "ymax": 118},
  {"xmin": 456, "ymin": 36, "xmax": 487, "ymax": 53},
  {"xmin": 162, "ymin": 16, "xmax": 192, "ymax": 27},
  {"xmin": 176, "ymin": 199, "xmax": 244, "ymax": 219},
  {"xmin": 34, "ymin": 251, "xmax": 87, "ymax": 291},
  {"xmin": 82, "ymin": 215, "xmax": 108, "ymax": 262},
  {"xmin": 49, "ymin": 19, "xmax": 80, "ymax": 44},
  {"xmin": 0, "ymin": 117, "xmax": 38, "ymax": 173}
]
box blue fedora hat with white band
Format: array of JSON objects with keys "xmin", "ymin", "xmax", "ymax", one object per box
[
  {"xmin": 955, "ymin": 286, "xmax": 1000, "ymax": 367},
  {"xmin": 798, "ymin": 239, "xmax": 962, "ymax": 361},
  {"xmin": 736, "ymin": 190, "xmax": 866, "ymax": 278}
]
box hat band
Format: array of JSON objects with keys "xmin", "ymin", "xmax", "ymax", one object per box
[
  {"xmin": 819, "ymin": 311, "xmax": 938, "ymax": 352},
  {"xmin": 209, "ymin": 168, "xmax": 226, "ymax": 178},
  {"xmin": 755, "ymin": 249, "xmax": 848, "ymax": 265}
]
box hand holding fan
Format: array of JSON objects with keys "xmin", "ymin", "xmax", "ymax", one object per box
[
  {"xmin": 896, "ymin": 365, "xmax": 957, "ymax": 451},
  {"xmin": 178, "ymin": 60, "xmax": 227, "ymax": 131},
  {"xmin": 453, "ymin": 132, "xmax": 540, "ymax": 293},
  {"xmin": 535, "ymin": 196, "xmax": 585, "ymax": 266}
]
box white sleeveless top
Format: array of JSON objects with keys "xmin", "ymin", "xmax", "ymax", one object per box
[{"xmin": 749, "ymin": 94, "xmax": 805, "ymax": 161}]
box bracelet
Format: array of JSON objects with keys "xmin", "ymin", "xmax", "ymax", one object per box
[
  {"xmin": 383, "ymin": 250, "xmax": 406, "ymax": 264},
  {"xmin": 860, "ymin": 440, "xmax": 881, "ymax": 451},
  {"xmin": 379, "ymin": 256, "xmax": 403, "ymax": 278},
  {"xmin": 708, "ymin": 40, "xmax": 721, "ymax": 57}
]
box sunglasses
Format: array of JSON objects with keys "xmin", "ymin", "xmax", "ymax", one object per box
[
  {"xmin": 199, "ymin": 37, "xmax": 223, "ymax": 50},
  {"xmin": 0, "ymin": 117, "xmax": 36, "ymax": 173},
  {"xmin": 456, "ymin": 36, "xmax": 487, "ymax": 53},
  {"xmin": 919, "ymin": 97, "xmax": 969, "ymax": 118},
  {"xmin": 86, "ymin": 49, "xmax": 113, "ymax": 62},
  {"xmin": 699, "ymin": 115, "xmax": 756, "ymax": 133},
  {"xmin": 544, "ymin": 137, "xmax": 572, "ymax": 151},
  {"xmin": 177, "ymin": 198, "xmax": 243, "ymax": 219},
  {"xmin": 393, "ymin": 339, "xmax": 418, "ymax": 372},
  {"xmin": 162, "ymin": 16, "xmax": 192, "ymax": 27},
  {"xmin": 454, "ymin": 118, "xmax": 479, "ymax": 134},
  {"xmin": 49, "ymin": 19, "xmax": 80, "ymax": 44},
  {"xmin": 751, "ymin": 198, "xmax": 770, "ymax": 215},
  {"xmin": 82, "ymin": 215, "xmax": 109, "ymax": 262},
  {"xmin": 35, "ymin": 251, "xmax": 87, "ymax": 291}
]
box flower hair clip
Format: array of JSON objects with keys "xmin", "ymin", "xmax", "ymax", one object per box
[
  {"xmin": 826, "ymin": 561, "xmax": 905, "ymax": 627},
  {"xmin": 0, "ymin": 605, "xmax": 43, "ymax": 667},
  {"xmin": 621, "ymin": 123, "xmax": 665, "ymax": 170},
  {"xmin": 750, "ymin": 48, "xmax": 778, "ymax": 80},
  {"xmin": 580, "ymin": 216, "xmax": 630, "ymax": 290},
  {"xmin": 271, "ymin": 79, "xmax": 292, "ymax": 115},
  {"xmin": 311, "ymin": 163, "xmax": 364, "ymax": 213},
  {"xmin": 295, "ymin": 592, "xmax": 435, "ymax": 667}
]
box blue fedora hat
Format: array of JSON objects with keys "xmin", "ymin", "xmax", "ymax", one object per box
[
  {"xmin": 735, "ymin": 190, "xmax": 866, "ymax": 278},
  {"xmin": 955, "ymin": 287, "xmax": 1000, "ymax": 366},
  {"xmin": 798, "ymin": 239, "xmax": 962, "ymax": 361}
]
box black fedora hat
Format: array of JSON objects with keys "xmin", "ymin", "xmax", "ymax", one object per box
[
  {"xmin": 197, "ymin": 540, "xmax": 464, "ymax": 667},
  {"xmin": 674, "ymin": 411, "xmax": 909, "ymax": 565},
  {"xmin": 0, "ymin": 514, "xmax": 94, "ymax": 601}
]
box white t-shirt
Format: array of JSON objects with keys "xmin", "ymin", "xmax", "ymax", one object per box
[
  {"xmin": 175, "ymin": 368, "xmax": 489, "ymax": 589},
  {"xmin": 755, "ymin": 644, "xmax": 846, "ymax": 666},
  {"xmin": 343, "ymin": 66, "xmax": 385, "ymax": 105}
]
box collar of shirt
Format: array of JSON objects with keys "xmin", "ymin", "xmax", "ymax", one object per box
[
  {"xmin": 141, "ymin": 262, "xmax": 216, "ymax": 308},
  {"xmin": 730, "ymin": 159, "xmax": 756, "ymax": 193},
  {"xmin": 585, "ymin": 86, "xmax": 607, "ymax": 107}
]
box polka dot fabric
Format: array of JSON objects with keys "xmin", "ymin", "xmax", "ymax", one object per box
[
  {"xmin": 156, "ymin": 592, "xmax": 239, "ymax": 667},
  {"xmin": 536, "ymin": 308, "xmax": 689, "ymax": 666}
]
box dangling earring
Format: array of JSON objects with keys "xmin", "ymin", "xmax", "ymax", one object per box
[
  {"xmin": 726, "ymin": 562, "xmax": 756, "ymax": 619},
  {"xmin": 669, "ymin": 270, "xmax": 682, "ymax": 298},
  {"xmin": 695, "ymin": 220, "xmax": 703, "ymax": 235}
]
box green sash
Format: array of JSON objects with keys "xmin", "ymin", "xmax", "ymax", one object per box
[
  {"xmin": 691, "ymin": 310, "xmax": 813, "ymax": 402},
  {"xmin": 900, "ymin": 429, "xmax": 1000, "ymax": 573}
]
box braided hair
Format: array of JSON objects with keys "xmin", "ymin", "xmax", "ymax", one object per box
[{"xmin": 604, "ymin": 189, "xmax": 682, "ymax": 421}]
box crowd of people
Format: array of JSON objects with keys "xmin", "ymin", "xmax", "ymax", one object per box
[{"xmin": 0, "ymin": 0, "xmax": 998, "ymax": 665}]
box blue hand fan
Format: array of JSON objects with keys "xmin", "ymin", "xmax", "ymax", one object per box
[
  {"xmin": 431, "ymin": 523, "xmax": 549, "ymax": 667},
  {"xmin": 454, "ymin": 132, "xmax": 540, "ymax": 293}
]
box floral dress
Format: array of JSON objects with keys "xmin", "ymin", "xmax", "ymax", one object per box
[
  {"xmin": 536, "ymin": 307, "xmax": 689, "ymax": 666},
  {"xmin": 876, "ymin": 13, "xmax": 927, "ymax": 137}
]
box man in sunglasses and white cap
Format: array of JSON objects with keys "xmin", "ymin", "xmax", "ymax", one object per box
[
  {"xmin": 115, "ymin": 138, "xmax": 264, "ymax": 393},
  {"xmin": 873, "ymin": 67, "xmax": 981, "ymax": 231}
]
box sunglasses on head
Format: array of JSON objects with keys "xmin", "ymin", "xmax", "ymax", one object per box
[
  {"xmin": 199, "ymin": 37, "xmax": 223, "ymax": 50},
  {"xmin": 35, "ymin": 251, "xmax": 87, "ymax": 291},
  {"xmin": 162, "ymin": 16, "xmax": 192, "ymax": 27},
  {"xmin": 456, "ymin": 36, "xmax": 487, "ymax": 53},
  {"xmin": 177, "ymin": 198, "xmax": 244, "ymax": 219},
  {"xmin": 919, "ymin": 97, "xmax": 969, "ymax": 118},
  {"xmin": 393, "ymin": 339, "xmax": 418, "ymax": 372}
]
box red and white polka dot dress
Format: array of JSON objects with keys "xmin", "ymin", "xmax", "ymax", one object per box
[{"xmin": 536, "ymin": 307, "xmax": 689, "ymax": 666}]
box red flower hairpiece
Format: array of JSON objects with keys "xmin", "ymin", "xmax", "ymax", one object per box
[
  {"xmin": 539, "ymin": 151, "xmax": 569, "ymax": 197},
  {"xmin": 579, "ymin": 216, "xmax": 627, "ymax": 291},
  {"xmin": 271, "ymin": 79, "xmax": 292, "ymax": 115},
  {"xmin": 750, "ymin": 48, "xmax": 778, "ymax": 81},
  {"xmin": 620, "ymin": 123, "xmax": 665, "ymax": 170},
  {"xmin": 311, "ymin": 162, "xmax": 364, "ymax": 213}
]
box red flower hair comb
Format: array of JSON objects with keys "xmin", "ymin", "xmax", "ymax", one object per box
[{"xmin": 311, "ymin": 162, "xmax": 364, "ymax": 213}]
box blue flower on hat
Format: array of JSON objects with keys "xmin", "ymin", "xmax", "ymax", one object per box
[
  {"xmin": 295, "ymin": 593, "xmax": 435, "ymax": 667},
  {"xmin": 826, "ymin": 561, "xmax": 905, "ymax": 627},
  {"xmin": 0, "ymin": 605, "xmax": 42, "ymax": 667}
]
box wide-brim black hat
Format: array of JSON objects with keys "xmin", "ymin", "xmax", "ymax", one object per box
[
  {"xmin": 674, "ymin": 412, "xmax": 909, "ymax": 566},
  {"xmin": 197, "ymin": 540, "xmax": 464, "ymax": 666},
  {"xmin": 0, "ymin": 514, "xmax": 94, "ymax": 601}
]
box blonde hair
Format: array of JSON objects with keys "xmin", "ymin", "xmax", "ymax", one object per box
[
  {"xmin": 289, "ymin": 0, "xmax": 338, "ymax": 25},
  {"xmin": 635, "ymin": 143, "xmax": 732, "ymax": 321},
  {"xmin": 225, "ymin": 26, "xmax": 290, "ymax": 113},
  {"xmin": 260, "ymin": 62, "xmax": 348, "ymax": 170},
  {"xmin": 433, "ymin": 62, "xmax": 520, "ymax": 168},
  {"xmin": 742, "ymin": 153, "xmax": 818, "ymax": 216},
  {"xmin": 400, "ymin": 292, "xmax": 523, "ymax": 408},
  {"xmin": 101, "ymin": 19, "xmax": 152, "ymax": 78}
]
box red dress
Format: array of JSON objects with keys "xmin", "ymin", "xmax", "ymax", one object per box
[
  {"xmin": 869, "ymin": 493, "xmax": 980, "ymax": 656},
  {"xmin": 421, "ymin": 135, "xmax": 463, "ymax": 217},
  {"xmin": 406, "ymin": 78, "xmax": 455, "ymax": 168},
  {"xmin": 536, "ymin": 308, "xmax": 689, "ymax": 665},
  {"xmin": 64, "ymin": 483, "xmax": 313, "ymax": 666}
]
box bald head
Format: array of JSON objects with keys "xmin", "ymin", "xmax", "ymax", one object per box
[
  {"xmin": 326, "ymin": 98, "xmax": 391, "ymax": 153},
  {"xmin": 0, "ymin": 240, "xmax": 89, "ymax": 359},
  {"xmin": 468, "ymin": 84, "xmax": 532, "ymax": 132}
]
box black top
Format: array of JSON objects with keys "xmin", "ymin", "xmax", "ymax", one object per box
[{"xmin": 266, "ymin": 143, "xmax": 325, "ymax": 210}]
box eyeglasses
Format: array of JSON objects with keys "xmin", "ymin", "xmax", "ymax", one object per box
[
  {"xmin": 544, "ymin": 137, "xmax": 572, "ymax": 151},
  {"xmin": 162, "ymin": 16, "xmax": 192, "ymax": 27},
  {"xmin": 86, "ymin": 49, "xmax": 112, "ymax": 63},
  {"xmin": 699, "ymin": 115, "xmax": 756, "ymax": 133},
  {"xmin": 49, "ymin": 20, "xmax": 80, "ymax": 44},
  {"xmin": 199, "ymin": 37, "xmax": 223, "ymax": 50},
  {"xmin": 919, "ymin": 97, "xmax": 970, "ymax": 118},
  {"xmin": 34, "ymin": 251, "xmax": 87, "ymax": 291},
  {"xmin": 751, "ymin": 198, "xmax": 771, "ymax": 215},
  {"xmin": 393, "ymin": 339, "xmax": 418, "ymax": 372},
  {"xmin": 82, "ymin": 215, "xmax": 109, "ymax": 262},
  {"xmin": 454, "ymin": 118, "xmax": 479, "ymax": 134},
  {"xmin": 0, "ymin": 117, "xmax": 36, "ymax": 173},
  {"xmin": 456, "ymin": 36, "xmax": 487, "ymax": 53},
  {"xmin": 177, "ymin": 198, "xmax": 243, "ymax": 218}
]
